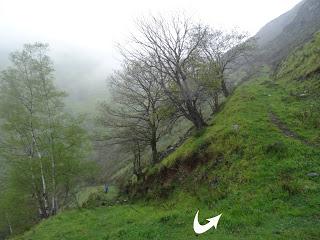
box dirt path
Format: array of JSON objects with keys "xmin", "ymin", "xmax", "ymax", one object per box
[{"xmin": 269, "ymin": 112, "xmax": 319, "ymax": 148}]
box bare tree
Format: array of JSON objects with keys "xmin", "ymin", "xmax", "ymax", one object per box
[
  {"xmin": 195, "ymin": 62, "xmax": 222, "ymax": 113},
  {"xmin": 199, "ymin": 28, "xmax": 254, "ymax": 97},
  {"xmin": 98, "ymin": 60, "xmax": 176, "ymax": 166},
  {"xmin": 122, "ymin": 15, "xmax": 209, "ymax": 129},
  {"xmin": 98, "ymin": 124, "xmax": 146, "ymax": 180}
]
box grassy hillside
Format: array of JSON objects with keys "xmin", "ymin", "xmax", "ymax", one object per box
[{"xmin": 14, "ymin": 34, "xmax": 320, "ymax": 240}]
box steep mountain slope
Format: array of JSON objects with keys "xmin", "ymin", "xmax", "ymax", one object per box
[
  {"xmin": 14, "ymin": 32, "xmax": 320, "ymax": 240},
  {"xmin": 255, "ymin": 0, "xmax": 320, "ymax": 66},
  {"xmin": 255, "ymin": 0, "xmax": 305, "ymax": 46}
]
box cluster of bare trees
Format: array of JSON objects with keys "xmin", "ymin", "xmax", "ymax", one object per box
[{"xmin": 99, "ymin": 15, "xmax": 253, "ymax": 177}]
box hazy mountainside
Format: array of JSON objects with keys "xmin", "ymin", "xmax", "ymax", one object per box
[
  {"xmin": 0, "ymin": 43, "xmax": 112, "ymax": 114},
  {"xmin": 255, "ymin": 0, "xmax": 304, "ymax": 46},
  {"xmin": 15, "ymin": 31, "xmax": 320, "ymax": 239},
  {"xmin": 53, "ymin": 51, "xmax": 110, "ymax": 113},
  {"xmin": 254, "ymin": 0, "xmax": 320, "ymax": 66},
  {"xmin": 4, "ymin": 1, "xmax": 320, "ymax": 239}
]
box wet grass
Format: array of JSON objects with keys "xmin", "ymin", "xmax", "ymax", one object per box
[{"xmin": 14, "ymin": 35, "xmax": 320, "ymax": 240}]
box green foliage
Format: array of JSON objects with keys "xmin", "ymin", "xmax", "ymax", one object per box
[
  {"xmin": 0, "ymin": 43, "xmax": 95, "ymax": 238},
  {"xmin": 15, "ymin": 64, "xmax": 320, "ymax": 239},
  {"xmin": 9, "ymin": 25, "xmax": 320, "ymax": 240},
  {"xmin": 277, "ymin": 32, "xmax": 320, "ymax": 81}
]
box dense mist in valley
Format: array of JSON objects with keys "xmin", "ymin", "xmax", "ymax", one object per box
[{"xmin": 0, "ymin": 41, "xmax": 115, "ymax": 113}]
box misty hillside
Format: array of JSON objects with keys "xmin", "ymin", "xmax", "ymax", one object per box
[
  {"xmin": 256, "ymin": 0, "xmax": 320, "ymax": 65},
  {"xmin": 1, "ymin": 0, "xmax": 320, "ymax": 239},
  {"xmin": 0, "ymin": 43, "xmax": 112, "ymax": 114},
  {"xmin": 255, "ymin": 0, "xmax": 304, "ymax": 46},
  {"xmin": 15, "ymin": 30, "xmax": 320, "ymax": 240}
]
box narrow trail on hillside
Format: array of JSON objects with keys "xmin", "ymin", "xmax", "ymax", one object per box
[{"xmin": 269, "ymin": 112, "xmax": 319, "ymax": 148}]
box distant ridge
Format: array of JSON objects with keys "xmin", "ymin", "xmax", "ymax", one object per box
[
  {"xmin": 255, "ymin": 0, "xmax": 305, "ymax": 46},
  {"xmin": 254, "ymin": 0, "xmax": 320, "ymax": 65}
]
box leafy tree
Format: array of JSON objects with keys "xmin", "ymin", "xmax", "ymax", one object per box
[
  {"xmin": 196, "ymin": 62, "xmax": 222, "ymax": 113},
  {"xmin": 0, "ymin": 43, "xmax": 93, "ymax": 237}
]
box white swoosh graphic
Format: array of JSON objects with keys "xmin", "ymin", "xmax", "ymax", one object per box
[{"xmin": 193, "ymin": 210, "xmax": 222, "ymax": 234}]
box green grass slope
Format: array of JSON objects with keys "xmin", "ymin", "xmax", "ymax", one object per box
[{"xmin": 14, "ymin": 35, "xmax": 320, "ymax": 240}]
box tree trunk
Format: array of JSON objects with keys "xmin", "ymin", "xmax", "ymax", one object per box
[
  {"xmin": 213, "ymin": 92, "xmax": 219, "ymax": 113},
  {"xmin": 39, "ymin": 159, "xmax": 50, "ymax": 218},
  {"xmin": 190, "ymin": 112, "xmax": 207, "ymax": 130},
  {"xmin": 150, "ymin": 128, "xmax": 158, "ymax": 164},
  {"xmin": 185, "ymin": 100, "xmax": 207, "ymax": 130},
  {"xmin": 51, "ymin": 154, "xmax": 57, "ymax": 215},
  {"xmin": 179, "ymin": 73, "xmax": 207, "ymax": 130},
  {"xmin": 133, "ymin": 141, "xmax": 142, "ymax": 179},
  {"xmin": 30, "ymin": 164, "xmax": 46, "ymax": 218},
  {"xmin": 40, "ymin": 73, "xmax": 58, "ymax": 216},
  {"xmin": 221, "ymin": 78, "xmax": 229, "ymax": 97},
  {"xmin": 151, "ymin": 141, "xmax": 158, "ymax": 164},
  {"xmin": 32, "ymin": 133, "xmax": 50, "ymax": 218},
  {"xmin": 48, "ymin": 130, "xmax": 57, "ymax": 215}
]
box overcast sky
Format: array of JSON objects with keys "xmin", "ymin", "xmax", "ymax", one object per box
[
  {"xmin": 0, "ymin": 0, "xmax": 303, "ymax": 93},
  {"xmin": 0, "ymin": 0, "xmax": 302, "ymax": 51}
]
